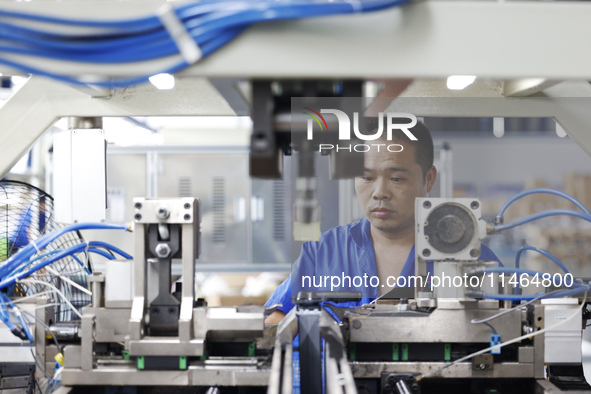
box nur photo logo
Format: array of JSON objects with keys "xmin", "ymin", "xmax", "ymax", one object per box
[{"xmin": 303, "ymin": 108, "xmax": 419, "ymax": 152}]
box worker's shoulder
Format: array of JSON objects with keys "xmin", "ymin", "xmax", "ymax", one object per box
[
  {"xmin": 316, "ymin": 218, "xmax": 365, "ymax": 246},
  {"xmin": 298, "ymin": 219, "xmax": 365, "ymax": 265}
]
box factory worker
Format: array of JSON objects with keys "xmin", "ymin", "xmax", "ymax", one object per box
[{"xmin": 265, "ymin": 120, "xmax": 501, "ymax": 323}]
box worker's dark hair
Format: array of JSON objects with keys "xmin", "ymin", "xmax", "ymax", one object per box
[
  {"xmin": 365, "ymin": 117, "xmax": 434, "ymax": 181},
  {"xmin": 400, "ymin": 120, "xmax": 434, "ymax": 181}
]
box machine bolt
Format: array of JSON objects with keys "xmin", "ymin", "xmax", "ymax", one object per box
[
  {"xmin": 470, "ymin": 201, "xmax": 480, "ymax": 209},
  {"xmin": 184, "ymin": 203, "xmax": 191, "ymax": 209},
  {"xmin": 522, "ymin": 324, "xmax": 534, "ymax": 335},
  {"xmin": 134, "ymin": 214, "xmax": 142, "ymax": 221},
  {"xmin": 423, "ymin": 201, "xmax": 431, "ymax": 209},
  {"xmin": 135, "ymin": 202, "xmax": 142, "ymax": 209},
  {"xmin": 422, "ymin": 249, "xmax": 431, "ymax": 257},
  {"xmin": 156, "ymin": 205, "xmax": 170, "ymax": 220},
  {"xmin": 478, "ymin": 363, "xmax": 486, "ymax": 370},
  {"xmin": 352, "ymin": 320, "xmax": 362, "ymax": 329},
  {"xmin": 184, "ymin": 214, "xmax": 191, "ymax": 220},
  {"xmin": 470, "ymin": 249, "xmax": 480, "ymax": 257},
  {"xmin": 252, "ymin": 133, "xmax": 269, "ymax": 151},
  {"xmin": 155, "ymin": 243, "xmax": 171, "ymax": 258}
]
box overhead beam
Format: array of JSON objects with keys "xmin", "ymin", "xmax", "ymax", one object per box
[
  {"xmin": 503, "ymin": 79, "xmax": 561, "ymax": 97},
  {"xmin": 381, "ymin": 92, "xmax": 591, "ymax": 157},
  {"xmin": 0, "ymin": 76, "xmax": 236, "ymax": 177}
]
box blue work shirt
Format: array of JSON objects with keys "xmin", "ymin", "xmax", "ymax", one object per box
[{"xmin": 265, "ymin": 217, "xmax": 502, "ymax": 313}]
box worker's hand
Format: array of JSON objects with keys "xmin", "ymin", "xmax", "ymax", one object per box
[
  {"xmin": 265, "ymin": 310, "xmax": 299, "ymax": 339},
  {"xmin": 264, "ymin": 310, "xmax": 286, "ymax": 324}
]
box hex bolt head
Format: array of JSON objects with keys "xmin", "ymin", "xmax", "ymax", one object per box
[
  {"xmin": 155, "ymin": 243, "xmax": 171, "ymax": 258},
  {"xmin": 155, "ymin": 205, "xmax": 170, "ymax": 220}
]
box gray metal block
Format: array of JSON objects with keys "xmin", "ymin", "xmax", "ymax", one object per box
[
  {"xmin": 188, "ymin": 367, "xmax": 270, "ymax": 386},
  {"xmin": 63, "ymin": 346, "xmax": 81, "ymax": 369},
  {"xmin": 350, "ymin": 361, "xmax": 534, "ymax": 379},
  {"xmin": 193, "ymin": 307, "xmax": 264, "ymax": 342},
  {"xmin": 348, "ymin": 307, "xmax": 521, "ymax": 343},
  {"xmin": 518, "ymin": 347, "xmax": 535, "ymax": 364},
  {"xmin": 0, "ymin": 376, "xmax": 30, "ymax": 390},
  {"xmin": 0, "ymin": 389, "xmax": 28, "ymax": 394},
  {"xmin": 543, "ymin": 299, "xmax": 582, "ymax": 364},
  {"xmin": 62, "ymin": 367, "xmax": 189, "ymax": 386},
  {"xmin": 87, "ymin": 308, "xmax": 132, "ymax": 343},
  {"xmin": 128, "ymin": 337, "xmax": 204, "ymax": 357}
]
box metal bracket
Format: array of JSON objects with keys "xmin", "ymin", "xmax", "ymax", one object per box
[{"xmin": 472, "ymin": 354, "xmax": 494, "ymax": 371}]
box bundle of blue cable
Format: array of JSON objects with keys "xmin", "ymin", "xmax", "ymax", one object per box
[
  {"xmin": 492, "ymin": 187, "xmax": 591, "ymax": 232},
  {"xmin": 0, "ymin": 0, "xmax": 410, "ymax": 87},
  {"xmin": 480, "ymin": 187, "xmax": 591, "ymax": 301},
  {"xmin": 0, "ymin": 222, "xmax": 132, "ymax": 341}
]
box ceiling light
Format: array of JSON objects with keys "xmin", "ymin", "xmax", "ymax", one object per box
[
  {"xmin": 11, "ymin": 76, "xmax": 28, "ymax": 87},
  {"xmin": 556, "ymin": 122, "xmax": 567, "ymax": 138},
  {"xmin": 493, "ymin": 117, "xmax": 504, "ymax": 138},
  {"xmin": 446, "ymin": 75, "xmax": 476, "ymax": 90},
  {"xmin": 149, "ymin": 73, "xmax": 175, "ymax": 90}
]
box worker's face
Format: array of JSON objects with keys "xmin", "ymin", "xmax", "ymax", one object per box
[{"xmin": 354, "ymin": 144, "xmax": 436, "ymax": 235}]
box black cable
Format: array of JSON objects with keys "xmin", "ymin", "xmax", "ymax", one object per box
[
  {"xmin": 35, "ymin": 377, "xmax": 45, "ymax": 394},
  {"xmin": 75, "ymin": 230, "xmax": 93, "ymax": 273},
  {"xmin": 482, "ymin": 321, "xmax": 498, "ymax": 335},
  {"xmin": 100, "ymin": 246, "xmax": 116, "ymax": 258},
  {"xmin": 29, "ymin": 345, "xmax": 51, "ymax": 381}
]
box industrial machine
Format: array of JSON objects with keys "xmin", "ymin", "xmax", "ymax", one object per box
[
  {"xmin": 1, "ymin": 1, "xmax": 591, "ymax": 393},
  {"xmin": 57, "ymin": 198, "xmax": 269, "ymax": 391},
  {"xmin": 0, "ymin": 98, "xmax": 589, "ymax": 394},
  {"xmin": 267, "ymin": 196, "xmax": 591, "ymax": 394},
  {"xmin": 15, "ymin": 196, "xmax": 584, "ymax": 394},
  {"xmin": 1, "ymin": 166, "xmax": 590, "ymax": 394}
]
